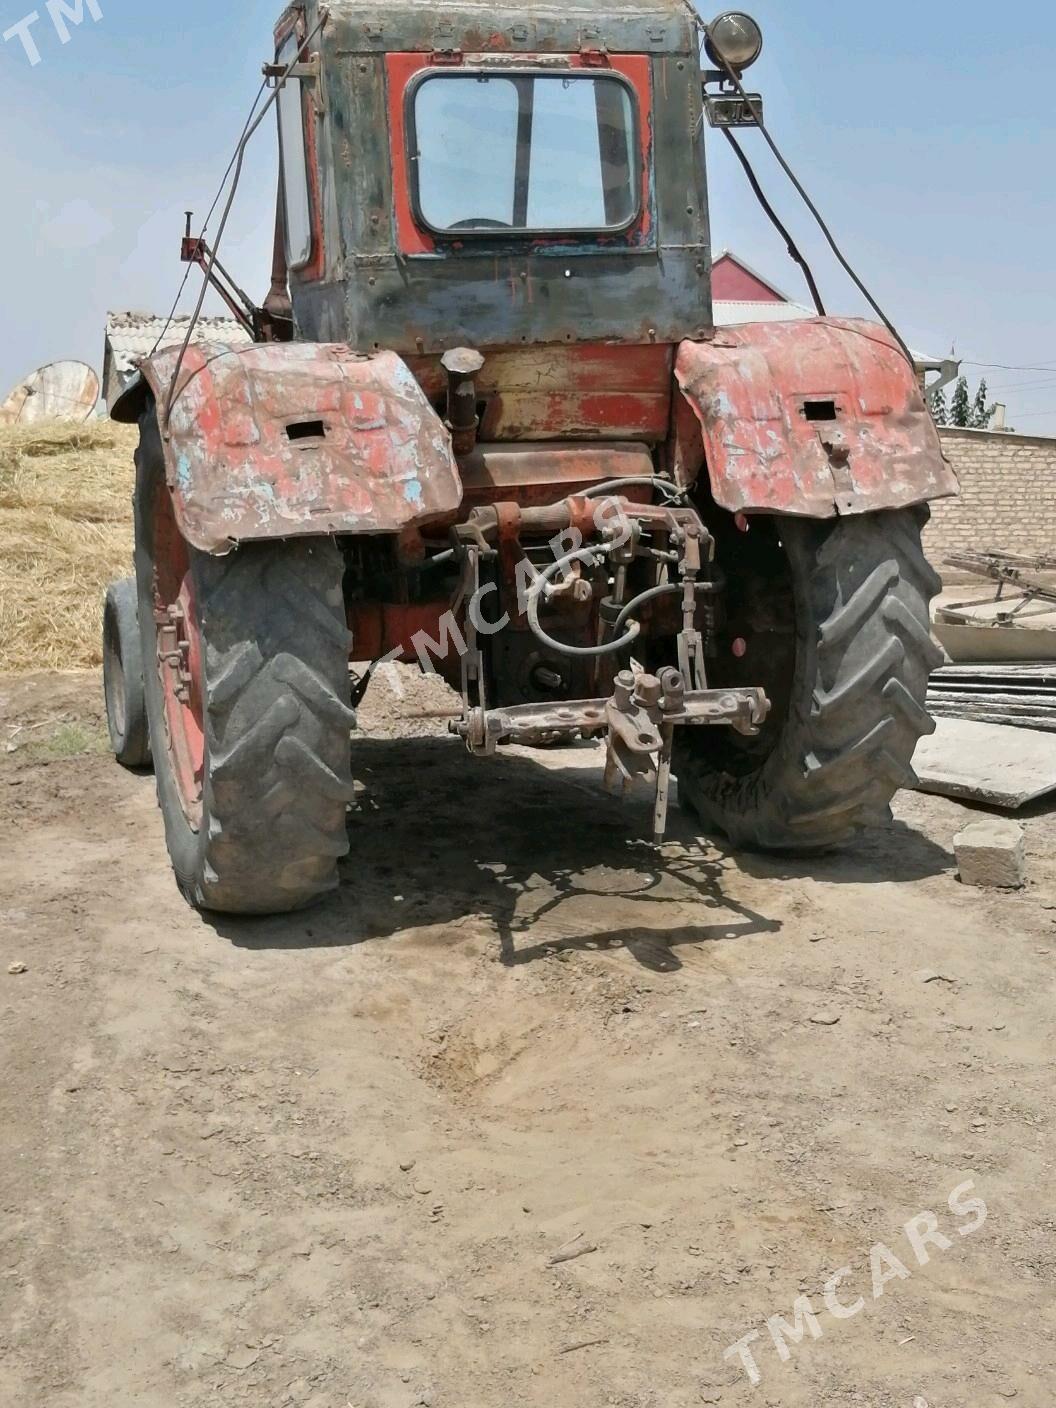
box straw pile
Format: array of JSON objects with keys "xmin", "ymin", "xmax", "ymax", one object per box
[{"xmin": 0, "ymin": 419, "xmax": 137, "ymax": 672}]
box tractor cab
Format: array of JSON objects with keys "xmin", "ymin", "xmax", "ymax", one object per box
[{"xmin": 272, "ymin": 0, "xmax": 712, "ymax": 363}]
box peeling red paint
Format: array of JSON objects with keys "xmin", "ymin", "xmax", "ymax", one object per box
[
  {"xmin": 386, "ymin": 52, "xmax": 655, "ymax": 257},
  {"xmin": 408, "ymin": 342, "xmax": 673, "ymax": 442},
  {"xmin": 675, "ymin": 319, "xmax": 959, "ymax": 518},
  {"xmin": 128, "ymin": 342, "xmax": 463, "ymax": 553}
]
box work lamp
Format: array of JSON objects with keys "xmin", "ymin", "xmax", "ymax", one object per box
[{"xmin": 706, "ymin": 12, "xmax": 764, "ymax": 72}]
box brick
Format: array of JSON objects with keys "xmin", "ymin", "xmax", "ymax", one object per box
[{"xmin": 954, "ymin": 820, "xmax": 1026, "ymax": 890}]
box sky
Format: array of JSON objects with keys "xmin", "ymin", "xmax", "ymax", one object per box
[{"xmin": 1, "ymin": 0, "xmax": 1055, "ymax": 432}]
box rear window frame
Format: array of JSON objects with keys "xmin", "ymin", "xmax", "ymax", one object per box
[{"xmin": 404, "ymin": 67, "xmax": 643, "ymax": 241}]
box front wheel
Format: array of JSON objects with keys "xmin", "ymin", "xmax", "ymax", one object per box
[
  {"xmin": 103, "ymin": 577, "xmax": 153, "ymax": 769},
  {"xmin": 134, "ymin": 406, "xmax": 357, "ymax": 915},
  {"xmin": 677, "ymin": 508, "xmax": 943, "ymax": 852}
]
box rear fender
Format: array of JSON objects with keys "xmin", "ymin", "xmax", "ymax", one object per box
[
  {"xmin": 112, "ymin": 341, "xmax": 462, "ymax": 553},
  {"xmin": 675, "ymin": 318, "xmax": 958, "ymax": 518}
]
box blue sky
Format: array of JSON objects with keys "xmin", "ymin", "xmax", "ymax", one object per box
[{"xmin": 2, "ymin": 0, "xmax": 1055, "ymax": 431}]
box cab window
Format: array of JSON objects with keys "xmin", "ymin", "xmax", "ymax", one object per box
[
  {"xmin": 410, "ymin": 72, "xmax": 639, "ymax": 236},
  {"xmin": 277, "ymin": 34, "xmax": 312, "ymax": 267}
]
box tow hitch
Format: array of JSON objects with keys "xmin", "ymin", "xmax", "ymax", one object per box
[
  {"xmin": 446, "ymin": 486, "xmax": 772, "ymax": 843},
  {"xmin": 453, "ymin": 671, "xmax": 768, "ymax": 843}
]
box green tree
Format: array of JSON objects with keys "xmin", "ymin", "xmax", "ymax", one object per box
[
  {"xmin": 971, "ymin": 378, "xmax": 996, "ymax": 430},
  {"xmin": 928, "ymin": 386, "xmax": 949, "ymax": 426},
  {"xmin": 950, "ymin": 376, "xmax": 971, "ymax": 428}
]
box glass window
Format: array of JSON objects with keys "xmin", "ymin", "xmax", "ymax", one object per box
[
  {"xmin": 411, "ymin": 73, "xmax": 638, "ymax": 235},
  {"xmin": 277, "ymin": 35, "xmax": 312, "ymax": 268}
]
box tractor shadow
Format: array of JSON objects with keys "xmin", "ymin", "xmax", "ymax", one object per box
[{"xmin": 216, "ymin": 735, "xmax": 952, "ymax": 967}]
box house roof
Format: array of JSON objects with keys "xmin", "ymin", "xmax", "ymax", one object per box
[
  {"xmin": 103, "ymin": 312, "xmax": 254, "ymax": 409},
  {"xmin": 714, "ymin": 299, "xmax": 815, "ymax": 326},
  {"xmin": 713, "ymin": 250, "xmax": 798, "ymax": 305},
  {"xmin": 105, "ymin": 312, "xmax": 252, "ymax": 374}
]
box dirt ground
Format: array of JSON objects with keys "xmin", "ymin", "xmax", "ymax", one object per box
[{"xmin": 1, "ymin": 669, "xmax": 1054, "ymax": 1408}]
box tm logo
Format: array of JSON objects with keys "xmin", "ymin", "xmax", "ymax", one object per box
[{"xmin": 4, "ymin": 1, "xmax": 102, "ymax": 66}]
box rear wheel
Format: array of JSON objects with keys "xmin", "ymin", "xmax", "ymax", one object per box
[
  {"xmin": 677, "ymin": 508, "xmax": 943, "ymax": 852},
  {"xmin": 134, "ymin": 406, "xmax": 356, "ymax": 915}
]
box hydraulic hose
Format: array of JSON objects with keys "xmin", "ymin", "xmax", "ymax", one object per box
[
  {"xmin": 527, "ymin": 552, "xmax": 642, "ymax": 660},
  {"xmin": 580, "ymin": 477, "xmax": 685, "ymax": 502}
]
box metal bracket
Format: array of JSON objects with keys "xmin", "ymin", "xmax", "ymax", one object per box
[
  {"xmin": 704, "ymin": 92, "xmax": 764, "ymax": 128},
  {"xmin": 452, "ymin": 674, "xmax": 770, "ymax": 841},
  {"xmin": 263, "ymin": 55, "xmax": 320, "ymax": 82}
]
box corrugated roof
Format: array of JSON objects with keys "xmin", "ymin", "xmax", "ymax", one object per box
[
  {"xmin": 103, "ymin": 311, "xmax": 254, "ymax": 410},
  {"xmin": 105, "ymin": 311, "xmax": 252, "ymax": 373},
  {"xmin": 714, "ymin": 300, "xmax": 816, "ymax": 325}
]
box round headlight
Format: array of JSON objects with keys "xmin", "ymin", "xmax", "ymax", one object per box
[{"xmin": 706, "ymin": 12, "xmax": 764, "ymax": 72}]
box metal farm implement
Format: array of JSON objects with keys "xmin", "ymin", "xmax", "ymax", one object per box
[{"xmin": 102, "ymin": 1, "xmax": 956, "ymax": 915}]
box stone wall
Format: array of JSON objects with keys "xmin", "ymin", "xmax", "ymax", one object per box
[{"xmin": 924, "ymin": 427, "xmax": 1056, "ymax": 580}]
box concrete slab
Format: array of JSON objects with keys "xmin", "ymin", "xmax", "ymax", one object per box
[{"xmin": 912, "ymin": 717, "xmax": 1056, "ymax": 810}]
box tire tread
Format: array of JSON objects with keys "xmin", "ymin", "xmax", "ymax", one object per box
[{"xmin": 678, "ymin": 508, "xmax": 942, "ymax": 852}]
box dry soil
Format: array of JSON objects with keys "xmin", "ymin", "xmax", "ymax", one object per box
[{"xmin": 1, "ymin": 669, "xmax": 1054, "ymax": 1408}]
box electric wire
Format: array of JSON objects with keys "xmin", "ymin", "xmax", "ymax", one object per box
[
  {"xmin": 721, "ymin": 129, "xmax": 826, "ymax": 316},
  {"xmin": 163, "ymin": 11, "xmax": 328, "ymax": 428},
  {"xmin": 694, "ymin": 12, "xmax": 915, "ymax": 368},
  {"xmin": 963, "ymin": 360, "xmax": 1056, "ymax": 373},
  {"xmin": 150, "ymin": 79, "xmax": 269, "ymax": 356}
]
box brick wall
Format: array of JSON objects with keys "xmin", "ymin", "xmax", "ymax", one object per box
[{"xmin": 924, "ymin": 427, "xmax": 1056, "ymax": 580}]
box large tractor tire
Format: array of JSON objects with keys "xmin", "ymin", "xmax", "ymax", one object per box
[
  {"xmin": 677, "ymin": 508, "xmax": 943, "ymax": 852},
  {"xmin": 134, "ymin": 407, "xmax": 356, "ymax": 915},
  {"xmin": 103, "ymin": 577, "xmax": 153, "ymax": 769}
]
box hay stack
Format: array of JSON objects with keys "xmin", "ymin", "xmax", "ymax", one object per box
[{"xmin": 0, "ymin": 419, "xmax": 137, "ymax": 672}]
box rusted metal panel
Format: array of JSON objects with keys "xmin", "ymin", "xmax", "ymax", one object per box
[
  {"xmin": 121, "ymin": 342, "xmax": 463, "ymax": 554},
  {"xmin": 348, "ymin": 601, "xmax": 453, "ymax": 664},
  {"xmin": 456, "ymin": 441, "xmax": 655, "ymax": 515},
  {"xmin": 408, "ymin": 343, "xmax": 674, "ymax": 442},
  {"xmin": 675, "ymin": 318, "xmax": 960, "ymax": 518},
  {"xmin": 292, "ymin": 4, "xmax": 712, "ymax": 357},
  {"xmin": 324, "ymin": 0, "xmax": 695, "ymax": 57}
]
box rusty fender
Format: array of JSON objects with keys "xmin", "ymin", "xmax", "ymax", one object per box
[
  {"xmin": 675, "ymin": 318, "xmax": 959, "ymax": 519},
  {"xmin": 111, "ymin": 341, "xmax": 463, "ymax": 553}
]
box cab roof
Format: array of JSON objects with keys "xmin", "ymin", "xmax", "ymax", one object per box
[{"xmin": 320, "ymin": 0, "xmax": 698, "ymax": 56}]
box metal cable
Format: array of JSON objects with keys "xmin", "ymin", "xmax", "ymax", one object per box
[
  {"xmin": 613, "ymin": 580, "xmax": 715, "ymax": 635},
  {"xmin": 580, "ymin": 476, "xmax": 685, "ymax": 502},
  {"xmin": 163, "ymin": 11, "xmax": 328, "ymax": 429},
  {"xmin": 150, "ymin": 79, "xmax": 269, "ymax": 356},
  {"xmin": 721, "ymin": 129, "xmax": 826, "ymax": 316},
  {"xmin": 697, "ymin": 13, "xmax": 916, "ymax": 368}
]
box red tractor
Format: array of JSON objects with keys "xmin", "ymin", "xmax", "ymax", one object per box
[{"xmin": 103, "ymin": 0, "xmax": 956, "ymax": 915}]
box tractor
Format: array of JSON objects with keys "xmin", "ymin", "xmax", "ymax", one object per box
[{"xmin": 102, "ymin": 0, "xmax": 957, "ymax": 916}]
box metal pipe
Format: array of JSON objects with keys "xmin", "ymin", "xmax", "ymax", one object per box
[{"xmin": 613, "ymin": 580, "xmax": 719, "ymax": 635}]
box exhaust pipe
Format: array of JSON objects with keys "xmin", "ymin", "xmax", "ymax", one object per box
[{"xmin": 441, "ymin": 347, "xmax": 485, "ymax": 456}]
